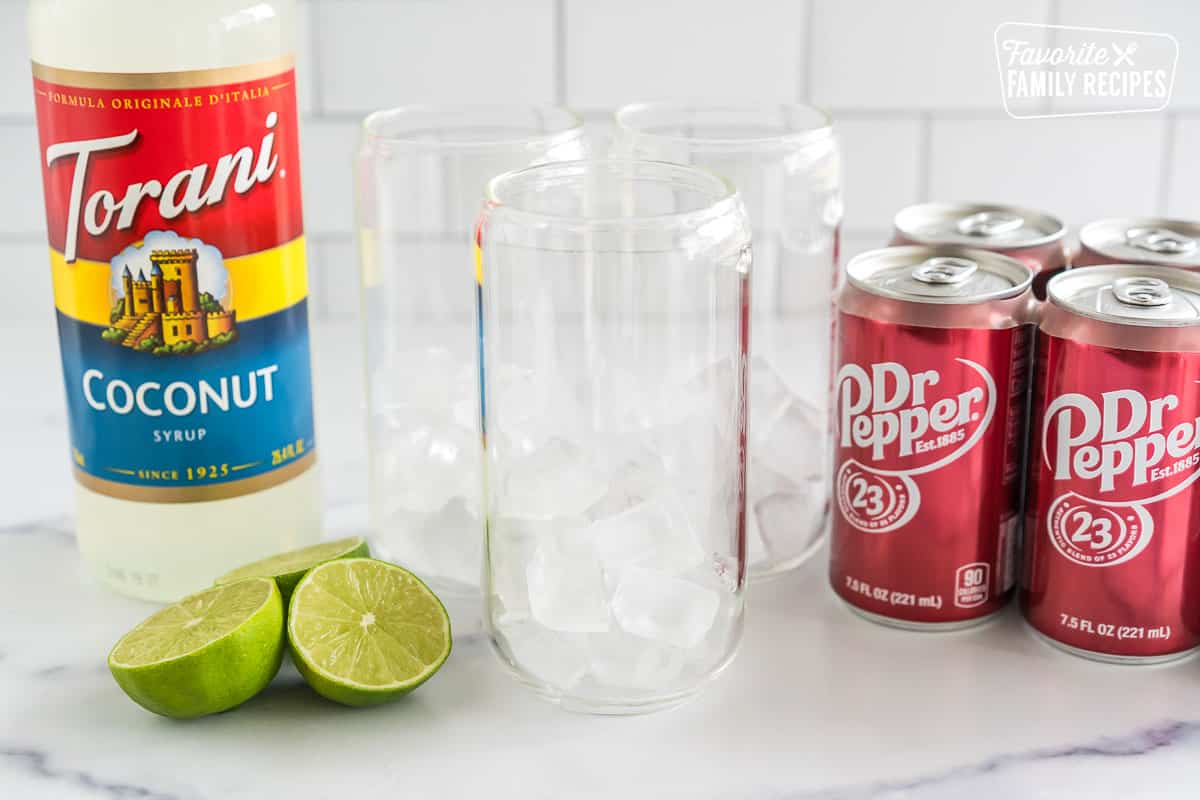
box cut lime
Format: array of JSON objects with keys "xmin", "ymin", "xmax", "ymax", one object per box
[
  {"xmin": 108, "ymin": 578, "xmax": 284, "ymax": 719},
  {"xmin": 215, "ymin": 536, "xmax": 370, "ymax": 600},
  {"xmin": 287, "ymin": 558, "xmax": 452, "ymax": 707}
]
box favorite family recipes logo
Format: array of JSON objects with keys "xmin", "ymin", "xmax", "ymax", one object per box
[{"xmin": 994, "ymin": 23, "xmax": 1178, "ymax": 118}]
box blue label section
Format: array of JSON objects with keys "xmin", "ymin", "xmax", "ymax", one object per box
[{"xmin": 57, "ymin": 300, "xmax": 315, "ymax": 493}]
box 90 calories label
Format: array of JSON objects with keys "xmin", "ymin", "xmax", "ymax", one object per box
[
  {"xmin": 829, "ymin": 311, "xmax": 1028, "ymax": 625},
  {"xmin": 32, "ymin": 58, "xmax": 316, "ymax": 502}
]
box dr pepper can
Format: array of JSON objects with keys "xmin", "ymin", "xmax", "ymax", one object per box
[
  {"xmin": 831, "ymin": 246, "xmax": 1034, "ymax": 629},
  {"xmin": 1075, "ymin": 217, "xmax": 1200, "ymax": 271},
  {"xmin": 1022, "ymin": 265, "xmax": 1200, "ymax": 663},
  {"xmin": 892, "ymin": 202, "xmax": 1066, "ymax": 299}
]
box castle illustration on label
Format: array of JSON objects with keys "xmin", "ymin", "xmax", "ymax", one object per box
[{"xmin": 102, "ymin": 240, "xmax": 237, "ymax": 357}]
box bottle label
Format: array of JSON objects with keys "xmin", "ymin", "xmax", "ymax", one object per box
[{"xmin": 33, "ymin": 57, "xmax": 316, "ymax": 502}]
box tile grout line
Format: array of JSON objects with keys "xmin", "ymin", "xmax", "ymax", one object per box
[
  {"xmin": 302, "ymin": 107, "xmax": 1200, "ymax": 124},
  {"xmin": 916, "ymin": 112, "xmax": 933, "ymax": 202},
  {"xmin": 554, "ymin": 0, "xmax": 568, "ymax": 106},
  {"xmin": 1157, "ymin": 111, "xmax": 1176, "ymax": 216},
  {"xmin": 1042, "ymin": 0, "xmax": 1061, "ymax": 117},
  {"xmin": 0, "ymin": 233, "xmax": 49, "ymax": 244},
  {"xmin": 800, "ymin": 0, "xmax": 815, "ymax": 104},
  {"xmin": 308, "ymin": 0, "xmax": 325, "ymax": 116}
]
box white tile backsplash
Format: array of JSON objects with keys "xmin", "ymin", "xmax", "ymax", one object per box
[
  {"xmin": 1166, "ymin": 116, "xmax": 1200, "ymax": 220},
  {"xmin": 565, "ymin": 0, "xmax": 806, "ymax": 109},
  {"xmin": 1, "ymin": 0, "xmax": 1197, "ymax": 324},
  {"xmin": 0, "ymin": 240, "xmax": 54, "ymax": 324},
  {"xmin": 295, "ymin": 0, "xmax": 317, "ymax": 114},
  {"xmin": 315, "ymin": 0, "xmax": 556, "ymax": 114},
  {"xmin": 810, "ymin": 0, "xmax": 1053, "ymax": 111},
  {"xmin": 1058, "ymin": 0, "xmax": 1200, "ymax": 109},
  {"xmin": 0, "ymin": 122, "xmax": 46, "ymax": 236},
  {"xmin": 0, "ymin": 3, "xmax": 31, "ymax": 115},
  {"xmin": 300, "ymin": 119, "xmax": 360, "ymax": 236},
  {"xmin": 839, "ymin": 232, "xmax": 890, "ymax": 268},
  {"xmin": 310, "ymin": 235, "xmax": 360, "ymax": 318},
  {"xmin": 929, "ymin": 115, "xmax": 1169, "ymax": 226},
  {"xmin": 836, "ymin": 117, "xmax": 924, "ymax": 233}
]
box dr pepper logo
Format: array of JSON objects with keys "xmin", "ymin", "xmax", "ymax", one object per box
[
  {"xmin": 834, "ymin": 359, "xmax": 996, "ymax": 532},
  {"xmin": 1040, "ymin": 388, "xmax": 1200, "ymax": 567}
]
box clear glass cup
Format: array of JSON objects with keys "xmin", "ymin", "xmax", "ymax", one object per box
[
  {"xmin": 356, "ymin": 107, "xmax": 585, "ymax": 596},
  {"xmin": 615, "ymin": 104, "xmax": 842, "ymax": 580},
  {"xmin": 477, "ymin": 160, "xmax": 751, "ymax": 714}
]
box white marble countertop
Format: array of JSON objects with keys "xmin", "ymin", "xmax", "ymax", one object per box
[{"xmin": 4, "ymin": 319, "xmax": 1200, "ymax": 799}]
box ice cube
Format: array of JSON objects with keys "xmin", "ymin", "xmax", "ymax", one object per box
[
  {"xmin": 501, "ymin": 439, "xmax": 608, "ymax": 519},
  {"xmin": 653, "ymin": 375, "xmax": 714, "ymax": 428},
  {"xmin": 752, "ymin": 397, "xmax": 827, "ymax": 483},
  {"xmin": 753, "ymin": 480, "xmax": 829, "ymax": 559},
  {"xmin": 747, "ymin": 514, "xmax": 768, "ymax": 566},
  {"xmin": 696, "ymin": 355, "xmax": 797, "ymax": 442},
  {"xmin": 748, "ymin": 355, "xmax": 793, "ymax": 424},
  {"xmin": 487, "ymin": 364, "xmax": 578, "ymax": 444},
  {"xmin": 378, "ymin": 497, "xmax": 481, "ymax": 588},
  {"xmin": 584, "ymin": 364, "xmax": 655, "ymax": 433},
  {"xmin": 526, "ymin": 541, "xmax": 611, "ymax": 633},
  {"xmin": 497, "ymin": 622, "xmax": 589, "ymax": 690},
  {"xmin": 450, "ymin": 362, "xmax": 480, "ymax": 431},
  {"xmin": 487, "ymin": 516, "xmax": 585, "ymax": 624},
  {"xmin": 610, "ymin": 565, "xmax": 720, "ymax": 649},
  {"xmin": 652, "ymin": 419, "xmax": 728, "ymax": 502},
  {"xmin": 747, "ymin": 455, "xmax": 799, "ymax": 502},
  {"xmin": 377, "ymin": 423, "xmax": 479, "ymax": 514},
  {"xmin": 587, "ymin": 631, "xmax": 686, "ymax": 690},
  {"xmin": 489, "ymin": 364, "xmax": 543, "ymax": 422},
  {"xmin": 584, "ymin": 444, "xmax": 668, "ymax": 520},
  {"xmin": 682, "ymin": 359, "xmax": 740, "ymax": 440},
  {"xmin": 568, "ymin": 496, "xmax": 706, "ymax": 574}
]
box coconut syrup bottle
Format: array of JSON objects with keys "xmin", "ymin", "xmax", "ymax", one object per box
[{"xmin": 28, "ymin": 0, "xmax": 321, "ymax": 601}]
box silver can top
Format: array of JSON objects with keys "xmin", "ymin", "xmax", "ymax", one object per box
[
  {"xmin": 894, "ymin": 202, "xmax": 1066, "ymax": 248},
  {"xmin": 846, "ymin": 246, "xmax": 1033, "ymax": 304},
  {"xmin": 1079, "ymin": 217, "xmax": 1200, "ymax": 268},
  {"xmin": 1047, "ymin": 265, "xmax": 1200, "ymax": 327}
]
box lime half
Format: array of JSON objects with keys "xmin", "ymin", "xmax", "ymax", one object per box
[
  {"xmin": 108, "ymin": 578, "xmax": 284, "ymax": 719},
  {"xmin": 216, "ymin": 536, "xmax": 370, "ymax": 600},
  {"xmin": 288, "ymin": 559, "xmax": 452, "ymax": 707}
]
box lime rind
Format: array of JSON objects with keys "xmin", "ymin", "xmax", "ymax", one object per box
[
  {"xmin": 287, "ymin": 558, "xmax": 452, "ymax": 705},
  {"xmin": 107, "ymin": 577, "xmax": 285, "ymax": 719},
  {"xmin": 215, "ymin": 536, "xmax": 370, "ymax": 597}
]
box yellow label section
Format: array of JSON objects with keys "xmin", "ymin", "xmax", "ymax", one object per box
[{"xmin": 50, "ymin": 237, "xmax": 309, "ymax": 325}]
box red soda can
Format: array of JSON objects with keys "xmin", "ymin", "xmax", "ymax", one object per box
[
  {"xmin": 1022, "ymin": 265, "xmax": 1200, "ymax": 663},
  {"xmin": 831, "ymin": 246, "xmax": 1034, "ymax": 629},
  {"xmin": 1075, "ymin": 217, "xmax": 1200, "ymax": 270},
  {"xmin": 892, "ymin": 202, "xmax": 1066, "ymax": 299}
]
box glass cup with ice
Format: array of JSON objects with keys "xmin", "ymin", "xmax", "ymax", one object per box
[{"xmin": 476, "ymin": 160, "xmax": 751, "ymax": 713}]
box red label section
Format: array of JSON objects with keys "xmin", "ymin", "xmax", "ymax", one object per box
[
  {"xmin": 1021, "ymin": 332, "xmax": 1200, "ymax": 658},
  {"xmin": 830, "ymin": 312, "xmax": 1030, "ymax": 625},
  {"xmin": 33, "ymin": 67, "xmax": 304, "ymax": 262}
]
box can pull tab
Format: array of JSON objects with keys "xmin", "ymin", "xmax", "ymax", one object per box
[
  {"xmin": 956, "ymin": 211, "xmax": 1024, "ymax": 238},
  {"xmin": 1125, "ymin": 226, "xmax": 1198, "ymax": 255},
  {"xmin": 1113, "ymin": 276, "xmax": 1172, "ymax": 307},
  {"xmin": 912, "ymin": 256, "xmax": 978, "ymax": 285}
]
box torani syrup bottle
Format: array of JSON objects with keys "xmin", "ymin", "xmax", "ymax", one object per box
[{"xmin": 28, "ymin": 0, "xmax": 321, "ymax": 601}]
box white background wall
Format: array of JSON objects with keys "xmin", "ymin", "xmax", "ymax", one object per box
[{"xmin": 2, "ymin": 0, "xmax": 1198, "ymax": 325}]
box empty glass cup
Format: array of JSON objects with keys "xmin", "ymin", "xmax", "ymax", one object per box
[
  {"xmin": 615, "ymin": 104, "xmax": 842, "ymax": 580},
  {"xmin": 476, "ymin": 160, "xmax": 752, "ymax": 714},
  {"xmin": 357, "ymin": 107, "xmax": 585, "ymax": 596}
]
